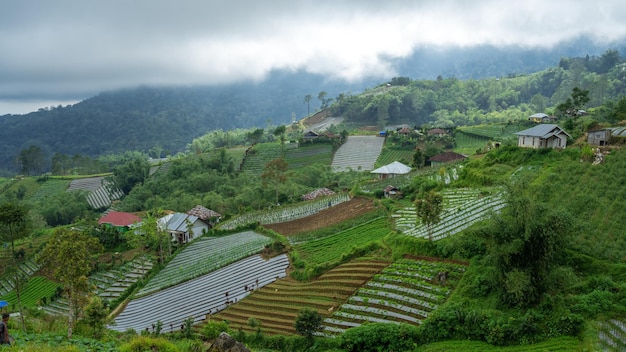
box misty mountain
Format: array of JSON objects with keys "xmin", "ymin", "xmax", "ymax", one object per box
[{"xmin": 0, "ymin": 37, "xmax": 624, "ymax": 172}]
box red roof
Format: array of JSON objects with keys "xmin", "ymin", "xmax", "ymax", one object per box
[{"xmin": 98, "ymin": 211, "xmax": 141, "ymax": 227}]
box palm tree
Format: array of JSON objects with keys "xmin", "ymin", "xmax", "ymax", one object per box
[{"xmin": 304, "ymin": 94, "xmax": 312, "ymax": 117}]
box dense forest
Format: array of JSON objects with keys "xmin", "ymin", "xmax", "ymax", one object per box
[{"xmin": 0, "ymin": 41, "xmax": 625, "ymax": 175}]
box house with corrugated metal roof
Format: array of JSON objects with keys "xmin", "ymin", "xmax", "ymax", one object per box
[
  {"xmin": 158, "ymin": 213, "xmax": 209, "ymax": 244},
  {"xmin": 514, "ymin": 124, "xmax": 571, "ymax": 149}
]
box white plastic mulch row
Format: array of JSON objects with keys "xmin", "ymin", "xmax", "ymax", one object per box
[
  {"xmin": 110, "ymin": 254, "xmax": 290, "ymax": 333},
  {"xmin": 137, "ymin": 231, "xmax": 272, "ymax": 296},
  {"xmin": 331, "ymin": 135, "xmax": 384, "ymax": 172}
]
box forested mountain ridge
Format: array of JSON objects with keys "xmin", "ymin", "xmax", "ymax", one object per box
[{"xmin": 0, "ymin": 42, "xmax": 624, "ymax": 173}]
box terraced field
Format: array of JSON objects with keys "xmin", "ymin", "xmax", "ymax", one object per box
[
  {"xmin": 321, "ymin": 258, "xmax": 466, "ymax": 336},
  {"xmin": 210, "ymin": 259, "xmax": 390, "ymax": 335},
  {"xmin": 284, "ymin": 143, "xmax": 333, "ymax": 169},
  {"xmin": 137, "ymin": 231, "xmax": 273, "ymax": 296},
  {"xmin": 218, "ymin": 194, "xmax": 351, "ymax": 231},
  {"xmin": 111, "ymin": 254, "xmax": 290, "ymax": 333},
  {"xmin": 294, "ymin": 217, "xmax": 391, "ymax": 265},
  {"xmin": 331, "ymin": 135, "xmax": 384, "ymax": 172},
  {"xmin": 393, "ymin": 188, "xmax": 505, "ymax": 240}
]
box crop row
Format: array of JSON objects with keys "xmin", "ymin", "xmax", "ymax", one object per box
[
  {"xmin": 331, "ymin": 136, "xmax": 384, "ymax": 172},
  {"xmin": 598, "ymin": 319, "xmax": 626, "ymax": 351},
  {"xmin": 320, "ymin": 259, "xmax": 465, "ymax": 336},
  {"xmin": 394, "ymin": 193, "xmax": 505, "ymax": 240},
  {"xmin": 111, "ymin": 254, "xmax": 290, "ymax": 333},
  {"xmin": 137, "ymin": 231, "xmax": 272, "ymax": 296},
  {"xmin": 211, "ymin": 259, "xmax": 390, "ymax": 335},
  {"xmin": 1, "ymin": 276, "xmax": 59, "ymax": 308},
  {"xmin": 219, "ymin": 194, "xmax": 350, "ymax": 230},
  {"xmin": 295, "ymin": 217, "xmax": 390, "ymax": 265}
]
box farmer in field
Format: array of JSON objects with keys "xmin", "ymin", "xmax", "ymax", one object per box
[{"xmin": 0, "ymin": 312, "xmax": 13, "ymax": 346}]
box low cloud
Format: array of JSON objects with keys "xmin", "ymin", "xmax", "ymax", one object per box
[{"xmin": 1, "ymin": 0, "xmax": 625, "ymax": 113}]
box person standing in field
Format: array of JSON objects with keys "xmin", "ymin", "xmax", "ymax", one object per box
[{"xmin": 0, "ymin": 313, "xmax": 12, "ymax": 346}]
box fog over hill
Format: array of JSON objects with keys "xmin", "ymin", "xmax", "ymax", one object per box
[{"xmin": 0, "ymin": 37, "xmax": 624, "ymax": 172}]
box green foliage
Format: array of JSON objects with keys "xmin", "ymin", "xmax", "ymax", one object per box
[
  {"xmin": 479, "ymin": 179, "xmax": 572, "ymax": 307},
  {"xmin": 414, "ymin": 190, "xmax": 444, "ymax": 240},
  {"xmin": 36, "ymin": 189, "xmax": 93, "ymax": 226},
  {"xmin": 119, "ymin": 336, "xmax": 178, "ymax": 352},
  {"xmin": 294, "ymin": 308, "xmax": 322, "ymax": 338},
  {"xmin": 340, "ymin": 323, "xmax": 420, "ymax": 352},
  {"xmin": 112, "ymin": 157, "xmax": 150, "ymax": 194},
  {"xmin": 38, "ymin": 228, "xmax": 103, "ymax": 338},
  {"xmin": 201, "ymin": 320, "xmax": 230, "ymax": 340},
  {"xmin": 81, "ymin": 296, "xmax": 110, "ymax": 339}
]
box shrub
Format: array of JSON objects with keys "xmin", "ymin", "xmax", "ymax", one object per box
[
  {"xmin": 201, "ymin": 320, "xmax": 230, "ymax": 340},
  {"xmin": 119, "ymin": 336, "xmax": 178, "ymax": 352},
  {"xmin": 340, "ymin": 323, "xmax": 420, "ymax": 352}
]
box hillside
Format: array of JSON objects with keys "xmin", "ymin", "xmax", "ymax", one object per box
[{"xmin": 1, "ymin": 45, "xmax": 625, "ymax": 174}]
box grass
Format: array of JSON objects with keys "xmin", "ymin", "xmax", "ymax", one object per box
[{"xmin": 419, "ymin": 336, "xmax": 584, "ymax": 351}]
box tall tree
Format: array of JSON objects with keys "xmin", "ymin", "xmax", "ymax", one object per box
[
  {"xmin": 126, "ymin": 211, "xmax": 171, "ymax": 264},
  {"xmin": 556, "ymin": 87, "xmax": 590, "ymax": 118},
  {"xmin": 273, "ymin": 125, "xmax": 287, "ymax": 151},
  {"xmin": 0, "ymin": 202, "xmax": 29, "ymax": 332},
  {"xmin": 304, "ymin": 94, "xmax": 313, "ymax": 117},
  {"xmin": 261, "ymin": 158, "xmax": 289, "ymax": 205},
  {"xmin": 111, "ymin": 157, "xmax": 150, "ymax": 194},
  {"xmin": 414, "ymin": 190, "xmax": 443, "ymax": 241},
  {"xmin": 16, "ymin": 145, "xmax": 47, "ymax": 176},
  {"xmin": 294, "ymin": 307, "xmax": 323, "ymax": 339},
  {"xmin": 38, "ymin": 228, "xmax": 103, "ymax": 338},
  {"xmin": 479, "ymin": 179, "xmax": 571, "ymax": 307}
]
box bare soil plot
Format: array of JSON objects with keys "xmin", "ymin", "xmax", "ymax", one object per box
[{"xmin": 263, "ymin": 197, "xmax": 377, "ymax": 236}]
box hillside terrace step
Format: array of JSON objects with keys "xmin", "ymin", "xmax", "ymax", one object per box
[{"xmin": 43, "ymin": 306, "xmax": 68, "ymax": 316}]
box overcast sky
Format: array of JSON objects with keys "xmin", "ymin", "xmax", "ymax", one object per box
[{"xmin": 1, "ymin": 0, "xmax": 625, "ymax": 114}]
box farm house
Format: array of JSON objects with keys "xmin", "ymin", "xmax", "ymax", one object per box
[
  {"xmin": 158, "ymin": 213, "xmax": 209, "ymax": 244},
  {"xmin": 97, "ymin": 211, "xmax": 141, "ymax": 232},
  {"xmin": 515, "ymin": 124, "xmax": 571, "ymax": 149},
  {"xmin": 428, "ymin": 152, "xmax": 467, "ymax": 168}
]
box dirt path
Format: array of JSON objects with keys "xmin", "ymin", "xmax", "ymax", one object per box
[{"xmin": 264, "ymin": 196, "xmax": 377, "ymax": 236}]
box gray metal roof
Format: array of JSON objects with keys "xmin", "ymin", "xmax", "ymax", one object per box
[
  {"xmin": 610, "ymin": 127, "xmax": 626, "ymax": 137},
  {"xmin": 515, "ymin": 124, "xmax": 571, "ymax": 138},
  {"xmin": 166, "ymin": 213, "xmax": 198, "ymax": 232},
  {"xmin": 529, "ymin": 113, "xmax": 548, "ymax": 118}
]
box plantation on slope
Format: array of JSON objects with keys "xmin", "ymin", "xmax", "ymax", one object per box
[
  {"xmin": 263, "ymin": 196, "xmax": 377, "ymax": 236},
  {"xmin": 111, "ymin": 254, "xmax": 290, "ymax": 333},
  {"xmin": 331, "ymin": 135, "xmax": 384, "ymax": 172},
  {"xmin": 137, "ymin": 231, "xmax": 273, "ymax": 296},
  {"xmin": 210, "ymin": 259, "xmax": 390, "ymax": 335}
]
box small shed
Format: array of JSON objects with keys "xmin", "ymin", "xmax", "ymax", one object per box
[
  {"xmin": 427, "ymin": 128, "xmax": 448, "ymax": 136},
  {"xmin": 428, "ymin": 152, "xmax": 467, "ymax": 167},
  {"xmin": 587, "ymin": 129, "xmax": 611, "ymax": 146},
  {"xmin": 370, "ymin": 161, "xmax": 412, "ymax": 180},
  {"xmin": 383, "ymin": 185, "xmax": 403, "ymax": 199}
]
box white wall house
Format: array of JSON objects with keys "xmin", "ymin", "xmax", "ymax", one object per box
[
  {"xmin": 158, "ymin": 213, "xmax": 209, "ymax": 244},
  {"xmin": 515, "ymin": 124, "xmax": 571, "ymax": 149}
]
